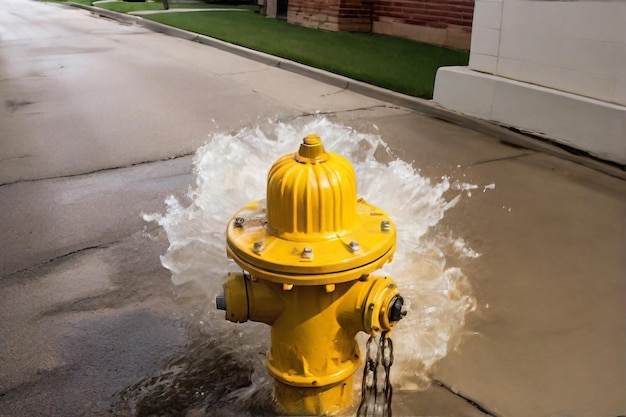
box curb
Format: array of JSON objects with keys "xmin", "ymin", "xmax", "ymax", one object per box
[{"xmin": 68, "ymin": 3, "xmax": 625, "ymax": 179}]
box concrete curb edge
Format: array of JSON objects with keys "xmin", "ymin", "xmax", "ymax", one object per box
[{"xmin": 67, "ymin": 3, "xmax": 625, "ymax": 179}]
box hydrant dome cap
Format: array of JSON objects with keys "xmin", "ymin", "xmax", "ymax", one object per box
[{"xmin": 267, "ymin": 134, "xmax": 357, "ymax": 240}]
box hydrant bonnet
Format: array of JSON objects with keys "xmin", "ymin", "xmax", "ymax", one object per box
[{"xmin": 225, "ymin": 134, "xmax": 397, "ymax": 285}]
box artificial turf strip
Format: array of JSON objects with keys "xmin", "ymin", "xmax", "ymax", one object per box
[{"xmin": 94, "ymin": 4, "xmax": 469, "ymax": 99}]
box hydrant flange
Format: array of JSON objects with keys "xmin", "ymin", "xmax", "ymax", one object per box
[{"xmin": 225, "ymin": 199, "xmax": 396, "ymax": 285}]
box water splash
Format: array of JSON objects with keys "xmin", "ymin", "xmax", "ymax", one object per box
[{"xmin": 141, "ymin": 117, "xmax": 480, "ymax": 412}]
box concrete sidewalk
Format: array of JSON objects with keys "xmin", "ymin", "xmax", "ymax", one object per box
[
  {"xmin": 70, "ymin": 1, "xmax": 626, "ymax": 181},
  {"xmin": 0, "ymin": 1, "xmax": 624, "ymax": 416}
]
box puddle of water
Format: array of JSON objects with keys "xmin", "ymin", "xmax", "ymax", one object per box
[
  {"xmin": 135, "ymin": 117, "xmax": 479, "ymax": 415},
  {"xmin": 115, "ymin": 323, "xmax": 275, "ymax": 417}
]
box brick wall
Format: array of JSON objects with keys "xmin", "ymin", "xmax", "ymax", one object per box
[
  {"xmin": 287, "ymin": 0, "xmax": 474, "ymax": 49},
  {"xmin": 372, "ymin": 0, "xmax": 473, "ymax": 49},
  {"xmin": 373, "ymin": 0, "xmax": 473, "ymax": 33},
  {"xmin": 288, "ymin": 0, "xmax": 373, "ymax": 32}
]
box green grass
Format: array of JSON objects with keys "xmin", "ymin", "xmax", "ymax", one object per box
[
  {"xmin": 87, "ymin": 2, "xmax": 469, "ymax": 98},
  {"xmin": 55, "ymin": 0, "xmax": 93, "ymax": 5},
  {"xmin": 93, "ymin": 2, "xmax": 170, "ymax": 12},
  {"xmin": 95, "ymin": 2, "xmax": 255, "ymax": 13}
]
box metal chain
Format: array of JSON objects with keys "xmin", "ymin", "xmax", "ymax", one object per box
[
  {"xmin": 357, "ymin": 334, "xmax": 378, "ymax": 417},
  {"xmin": 380, "ymin": 330, "xmax": 394, "ymax": 417},
  {"xmin": 357, "ymin": 331, "xmax": 394, "ymax": 417}
]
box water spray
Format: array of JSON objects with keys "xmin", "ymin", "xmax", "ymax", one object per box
[{"xmin": 142, "ymin": 118, "xmax": 478, "ymax": 415}]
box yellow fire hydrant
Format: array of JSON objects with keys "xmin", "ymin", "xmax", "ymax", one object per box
[{"xmin": 216, "ymin": 134, "xmax": 406, "ymax": 416}]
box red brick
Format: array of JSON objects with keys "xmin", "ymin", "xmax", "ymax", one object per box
[{"xmin": 287, "ymin": 0, "xmax": 474, "ymax": 42}]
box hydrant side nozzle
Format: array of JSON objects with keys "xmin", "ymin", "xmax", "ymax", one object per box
[
  {"xmin": 220, "ymin": 272, "xmax": 284, "ymax": 325},
  {"xmin": 361, "ymin": 276, "xmax": 402, "ymax": 333},
  {"xmin": 246, "ymin": 278, "xmax": 283, "ymax": 325},
  {"xmin": 221, "ymin": 272, "xmax": 249, "ymax": 323},
  {"xmin": 336, "ymin": 276, "xmax": 403, "ymax": 335}
]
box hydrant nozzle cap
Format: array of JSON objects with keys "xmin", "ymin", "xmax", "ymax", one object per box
[
  {"xmin": 297, "ymin": 134, "xmax": 326, "ymax": 161},
  {"xmin": 388, "ymin": 295, "xmax": 406, "ymax": 322}
]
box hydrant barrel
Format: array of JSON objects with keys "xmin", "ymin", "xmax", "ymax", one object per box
[{"xmin": 219, "ymin": 134, "xmax": 406, "ymax": 415}]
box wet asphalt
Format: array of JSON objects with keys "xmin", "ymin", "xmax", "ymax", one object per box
[{"xmin": 1, "ymin": 1, "xmax": 625, "ymax": 416}]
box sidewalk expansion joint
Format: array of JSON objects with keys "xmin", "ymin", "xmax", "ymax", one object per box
[
  {"xmin": 299, "ymin": 104, "xmax": 394, "ymax": 118},
  {"xmin": 0, "ymin": 153, "xmax": 194, "ymax": 188},
  {"xmin": 433, "ymin": 379, "xmax": 500, "ymax": 417},
  {"xmin": 321, "ymin": 86, "xmax": 349, "ymax": 97},
  {"xmin": 471, "ymin": 152, "xmax": 535, "ymax": 166},
  {"xmin": 4, "ymin": 242, "xmax": 116, "ymax": 278}
]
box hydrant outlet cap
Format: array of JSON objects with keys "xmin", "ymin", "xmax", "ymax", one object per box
[
  {"xmin": 388, "ymin": 295, "xmax": 406, "ymax": 322},
  {"xmin": 216, "ymin": 294, "xmax": 226, "ymax": 311}
]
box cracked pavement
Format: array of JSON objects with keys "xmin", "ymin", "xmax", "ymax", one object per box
[{"xmin": 1, "ymin": 0, "xmax": 625, "ymax": 416}]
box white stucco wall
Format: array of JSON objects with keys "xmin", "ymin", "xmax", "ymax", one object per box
[
  {"xmin": 434, "ymin": 0, "xmax": 626, "ymax": 165},
  {"xmin": 470, "ymin": 0, "xmax": 626, "ymax": 106}
]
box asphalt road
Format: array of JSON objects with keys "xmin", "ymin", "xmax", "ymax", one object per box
[{"xmin": 1, "ymin": 1, "xmax": 624, "ymax": 416}]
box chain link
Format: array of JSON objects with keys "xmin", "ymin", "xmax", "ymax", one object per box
[{"xmin": 357, "ymin": 330, "xmax": 394, "ymax": 417}]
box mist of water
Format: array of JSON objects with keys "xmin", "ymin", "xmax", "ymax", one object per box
[{"xmin": 140, "ymin": 117, "xmax": 481, "ymax": 413}]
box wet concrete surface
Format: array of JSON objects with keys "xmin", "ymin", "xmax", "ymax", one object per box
[{"xmin": 1, "ymin": 0, "xmax": 625, "ymax": 416}]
